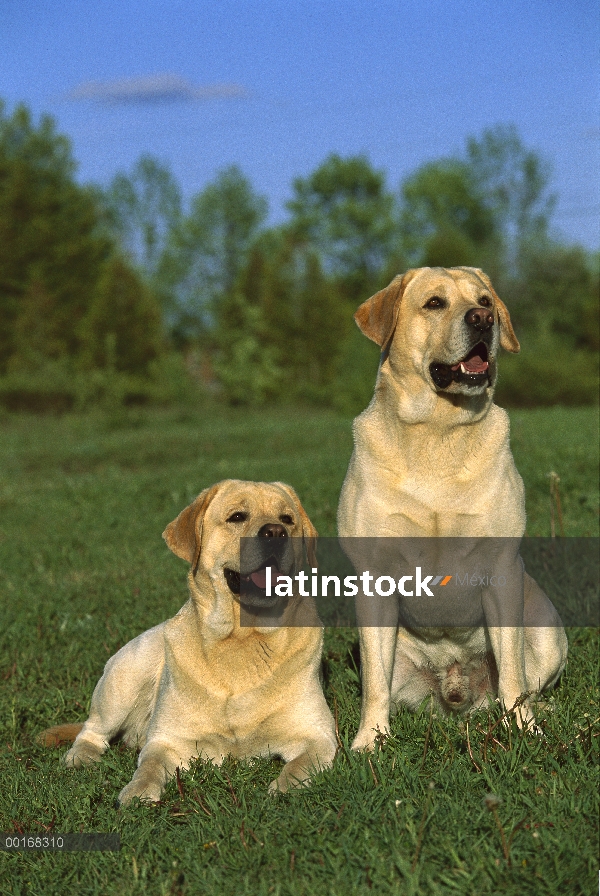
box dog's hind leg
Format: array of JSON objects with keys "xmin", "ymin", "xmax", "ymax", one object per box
[
  {"xmin": 523, "ymin": 573, "xmax": 568, "ymax": 695},
  {"xmin": 65, "ymin": 625, "xmax": 165, "ymax": 768}
]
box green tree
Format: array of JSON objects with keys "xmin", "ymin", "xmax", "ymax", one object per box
[
  {"xmin": 79, "ymin": 256, "xmax": 163, "ymax": 375},
  {"xmin": 103, "ymin": 155, "xmax": 182, "ymax": 278},
  {"xmin": 287, "ymin": 154, "xmax": 399, "ymax": 303},
  {"xmin": 398, "ymin": 127, "xmax": 556, "ymax": 280},
  {"xmin": 157, "ymin": 166, "xmax": 268, "ymax": 342},
  {"xmin": 253, "ymin": 235, "xmax": 347, "ymax": 398},
  {"xmin": 212, "ymin": 293, "xmax": 281, "ymax": 406},
  {"xmin": 513, "ymin": 242, "xmax": 599, "ymax": 351},
  {"xmin": 466, "ymin": 124, "xmax": 555, "ymax": 265},
  {"xmin": 7, "ymin": 277, "xmax": 64, "ymax": 371},
  {"xmin": 213, "ymin": 228, "xmax": 348, "ymax": 404},
  {"xmin": 400, "ymin": 159, "xmax": 497, "ymax": 269},
  {"xmin": 0, "ymin": 102, "xmax": 112, "ymax": 371}
]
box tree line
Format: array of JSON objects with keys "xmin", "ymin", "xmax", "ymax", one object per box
[{"xmin": 0, "ymin": 100, "xmax": 597, "ymax": 410}]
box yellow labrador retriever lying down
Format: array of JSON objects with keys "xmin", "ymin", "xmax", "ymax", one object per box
[
  {"xmin": 41, "ymin": 480, "xmax": 336, "ymax": 804},
  {"xmin": 337, "ymin": 267, "xmax": 567, "ymax": 750}
]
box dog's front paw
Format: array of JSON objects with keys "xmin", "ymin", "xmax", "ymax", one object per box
[
  {"xmin": 268, "ymin": 770, "xmax": 311, "ymax": 795},
  {"xmin": 118, "ymin": 778, "xmax": 162, "ymax": 806},
  {"xmin": 269, "ymin": 752, "xmax": 320, "ymax": 794},
  {"xmin": 351, "ymin": 726, "xmax": 387, "ymax": 752},
  {"xmin": 268, "ymin": 776, "xmax": 287, "ymax": 794},
  {"xmin": 65, "ymin": 741, "xmax": 103, "ymax": 768},
  {"xmin": 501, "ymin": 698, "xmax": 542, "ymax": 735},
  {"xmin": 519, "ymin": 712, "xmax": 543, "ymax": 737},
  {"xmin": 511, "ymin": 699, "xmax": 539, "ymax": 733}
]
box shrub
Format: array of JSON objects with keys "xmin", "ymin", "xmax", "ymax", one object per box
[{"xmin": 495, "ymin": 334, "xmax": 599, "ymax": 407}]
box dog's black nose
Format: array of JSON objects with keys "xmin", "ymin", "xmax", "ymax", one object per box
[
  {"xmin": 257, "ymin": 523, "xmax": 288, "ymax": 539},
  {"xmin": 464, "ymin": 307, "xmax": 494, "ymax": 331}
]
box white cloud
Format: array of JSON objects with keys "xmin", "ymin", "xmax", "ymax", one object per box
[{"xmin": 64, "ymin": 73, "xmax": 249, "ymax": 104}]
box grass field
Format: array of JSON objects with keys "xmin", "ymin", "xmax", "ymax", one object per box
[{"xmin": 0, "ymin": 404, "xmax": 598, "ymax": 895}]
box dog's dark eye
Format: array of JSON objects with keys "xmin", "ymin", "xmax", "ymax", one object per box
[
  {"xmin": 478, "ymin": 296, "xmax": 492, "ymax": 307},
  {"xmin": 424, "ymin": 296, "xmax": 445, "ymax": 309},
  {"xmin": 279, "ymin": 514, "xmax": 294, "ymax": 525},
  {"xmin": 226, "ymin": 512, "xmax": 248, "ymax": 523}
]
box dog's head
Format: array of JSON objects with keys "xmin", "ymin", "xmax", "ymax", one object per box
[
  {"xmin": 355, "ymin": 267, "xmax": 519, "ymax": 397},
  {"xmin": 162, "ymin": 480, "xmax": 317, "ymax": 610}
]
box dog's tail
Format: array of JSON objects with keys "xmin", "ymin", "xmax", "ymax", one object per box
[{"xmin": 38, "ymin": 723, "xmax": 83, "ymax": 747}]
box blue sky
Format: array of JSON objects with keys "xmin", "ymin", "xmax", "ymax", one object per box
[{"xmin": 3, "ymin": 0, "xmax": 599, "ymax": 248}]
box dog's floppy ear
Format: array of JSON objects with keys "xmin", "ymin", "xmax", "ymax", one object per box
[
  {"xmin": 354, "ymin": 270, "xmax": 418, "ymax": 348},
  {"xmin": 298, "ymin": 503, "xmax": 318, "ymax": 569},
  {"xmin": 163, "ymin": 482, "xmax": 222, "ymax": 568},
  {"xmin": 492, "ymin": 290, "xmax": 520, "ymax": 353},
  {"xmin": 272, "ymin": 482, "xmax": 318, "ymax": 568},
  {"xmin": 461, "ymin": 268, "xmax": 520, "ymax": 353}
]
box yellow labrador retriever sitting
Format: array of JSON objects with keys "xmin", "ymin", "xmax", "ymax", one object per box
[
  {"xmin": 337, "ymin": 267, "xmax": 567, "ymax": 751},
  {"xmin": 42, "ymin": 480, "xmax": 336, "ymax": 803}
]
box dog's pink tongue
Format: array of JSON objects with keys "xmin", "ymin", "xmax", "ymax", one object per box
[
  {"xmin": 452, "ymin": 354, "xmax": 489, "ymax": 373},
  {"xmin": 249, "ymin": 567, "xmax": 283, "ymax": 589},
  {"xmin": 250, "ymin": 569, "xmax": 268, "ymax": 589},
  {"xmin": 464, "ymin": 354, "xmax": 488, "ymax": 373}
]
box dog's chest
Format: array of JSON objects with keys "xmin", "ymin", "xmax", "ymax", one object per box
[
  {"xmin": 359, "ymin": 471, "xmax": 504, "ymax": 537},
  {"xmin": 353, "ymin": 399, "xmax": 524, "ymax": 536},
  {"xmin": 350, "ymin": 436, "xmax": 523, "ymax": 539},
  {"xmin": 201, "ymin": 645, "xmax": 301, "ymax": 753},
  {"xmin": 202, "ymin": 636, "xmax": 282, "ymax": 694}
]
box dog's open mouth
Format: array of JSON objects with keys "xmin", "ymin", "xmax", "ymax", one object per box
[
  {"xmin": 224, "ymin": 560, "xmax": 286, "ymax": 608},
  {"xmin": 430, "ymin": 342, "xmax": 490, "ymax": 389}
]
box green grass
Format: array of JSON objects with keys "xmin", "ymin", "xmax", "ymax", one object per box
[{"xmin": 0, "ymin": 404, "xmax": 598, "ymax": 895}]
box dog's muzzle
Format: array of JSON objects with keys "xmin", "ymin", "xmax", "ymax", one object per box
[
  {"xmin": 225, "ymin": 524, "xmax": 293, "ymax": 608},
  {"xmin": 224, "ymin": 559, "xmax": 284, "ymax": 607}
]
